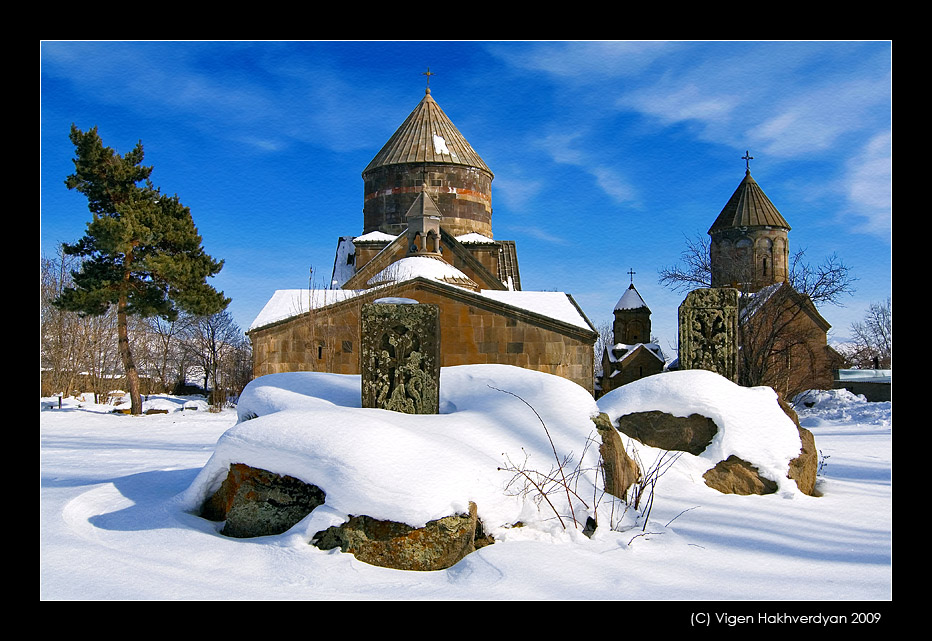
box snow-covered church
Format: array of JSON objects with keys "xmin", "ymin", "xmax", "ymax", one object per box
[{"xmin": 247, "ymin": 85, "xmax": 599, "ymax": 393}]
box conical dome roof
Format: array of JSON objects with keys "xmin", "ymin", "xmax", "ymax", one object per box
[
  {"xmin": 614, "ymin": 283, "xmax": 650, "ymax": 312},
  {"xmin": 363, "ymin": 89, "xmax": 492, "ymax": 176},
  {"xmin": 708, "ymin": 170, "xmax": 791, "ymax": 234}
]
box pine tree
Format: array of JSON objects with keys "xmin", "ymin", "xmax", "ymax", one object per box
[{"xmin": 54, "ymin": 125, "xmax": 230, "ymax": 415}]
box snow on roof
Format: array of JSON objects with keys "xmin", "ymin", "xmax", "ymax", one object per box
[
  {"xmin": 250, "ymin": 284, "xmax": 592, "ymax": 333},
  {"xmin": 354, "ymin": 230, "xmax": 399, "ymax": 243},
  {"xmin": 836, "ymin": 369, "xmax": 892, "ymax": 383},
  {"xmin": 477, "ymin": 290, "xmax": 591, "ymax": 330},
  {"xmin": 455, "ymin": 232, "xmax": 496, "ymax": 244},
  {"xmin": 607, "ymin": 342, "xmax": 665, "ymax": 364},
  {"xmin": 614, "ymin": 284, "xmax": 648, "ymax": 311},
  {"xmin": 249, "ymin": 289, "xmax": 363, "ymax": 331},
  {"xmin": 367, "ymin": 256, "xmax": 473, "ymax": 287},
  {"xmin": 331, "ymin": 237, "xmax": 356, "ymax": 289}
]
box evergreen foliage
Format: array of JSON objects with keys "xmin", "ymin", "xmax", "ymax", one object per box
[{"xmin": 54, "ymin": 125, "xmax": 230, "ymax": 413}]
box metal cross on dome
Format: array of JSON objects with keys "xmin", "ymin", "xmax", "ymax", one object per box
[
  {"xmin": 742, "ymin": 150, "xmax": 754, "ymax": 171},
  {"xmin": 423, "ymin": 67, "xmax": 435, "ymax": 89},
  {"xmin": 628, "ymin": 268, "xmax": 636, "ymax": 284}
]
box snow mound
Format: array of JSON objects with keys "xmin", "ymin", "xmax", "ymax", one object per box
[
  {"xmin": 792, "ymin": 388, "xmax": 892, "ymax": 428},
  {"xmin": 597, "ymin": 369, "xmax": 804, "ymax": 494},
  {"xmin": 181, "ymin": 365, "xmax": 603, "ymax": 537}
]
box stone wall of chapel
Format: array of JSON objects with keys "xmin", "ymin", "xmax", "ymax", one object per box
[{"xmin": 249, "ymin": 282, "xmax": 596, "ymax": 394}]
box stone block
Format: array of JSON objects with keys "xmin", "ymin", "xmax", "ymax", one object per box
[
  {"xmin": 361, "ymin": 302, "xmax": 441, "ymax": 414},
  {"xmin": 678, "ymin": 288, "xmax": 739, "ymax": 381}
]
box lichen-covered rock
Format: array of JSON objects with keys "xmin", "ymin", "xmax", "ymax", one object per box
[
  {"xmin": 592, "ymin": 412, "xmax": 640, "ymax": 500},
  {"xmin": 614, "ymin": 410, "xmax": 718, "ymax": 455},
  {"xmin": 778, "ymin": 396, "xmax": 819, "ymax": 496},
  {"xmin": 312, "ymin": 502, "xmax": 490, "ymax": 571},
  {"xmin": 200, "ymin": 463, "xmax": 326, "ymax": 538}
]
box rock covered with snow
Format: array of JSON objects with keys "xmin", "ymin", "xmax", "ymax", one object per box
[
  {"xmin": 181, "ymin": 365, "xmax": 604, "ymax": 539},
  {"xmin": 598, "ymin": 369, "xmax": 811, "ymax": 496}
]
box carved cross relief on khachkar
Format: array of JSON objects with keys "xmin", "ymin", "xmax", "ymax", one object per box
[
  {"xmin": 678, "ymin": 288, "xmax": 739, "ymax": 382},
  {"xmin": 361, "ymin": 301, "xmax": 441, "ymax": 414}
]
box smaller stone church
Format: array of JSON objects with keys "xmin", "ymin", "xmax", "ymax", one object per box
[
  {"xmin": 597, "ymin": 281, "xmax": 665, "ymax": 397},
  {"xmin": 248, "ymin": 85, "xmax": 599, "ymax": 393}
]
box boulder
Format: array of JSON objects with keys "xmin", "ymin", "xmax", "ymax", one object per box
[
  {"xmin": 702, "ymin": 455, "xmax": 779, "ymax": 495},
  {"xmin": 200, "ymin": 463, "xmax": 326, "ymax": 538},
  {"xmin": 702, "ymin": 398, "xmax": 819, "ymax": 496},
  {"xmin": 611, "ymin": 398, "xmax": 819, "ymax": 497},
  {"xmin": 778, "ymin": 397, "xmax": 819, "ymax": 497},
  {"xmin": 614, "ymin": 410, "xmax": 718, "ymax": 455},
  {"xmin": 592, "ymin": 412, "xmax": 640, "ymax": 500},
  {"xmin": 312, "ymin": 502, "xmax": 492, "ymax": 571}
]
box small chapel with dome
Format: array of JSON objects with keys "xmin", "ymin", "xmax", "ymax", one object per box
[{"xmin": 247, "ymin": 83, "xmax": 599, "ymax": 392}]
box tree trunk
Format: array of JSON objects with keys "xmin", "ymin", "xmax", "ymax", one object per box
[{"xmin": 117, "ymin": 270, "xmax": 143, "ymax": 415}]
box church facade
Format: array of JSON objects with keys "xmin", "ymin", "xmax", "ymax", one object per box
[
  {"xmin": 247, "ymin": 86, "xmax": 598, "ymax": 393},
  {"xmin": 708, "ymin": 162, "xmax": 845, "ymax": 398}
]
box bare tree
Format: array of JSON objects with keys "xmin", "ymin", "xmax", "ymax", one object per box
[
  {"xmin": 182, "ymin": 310, "xmax": 248, "ymax": 406},
  {"xmin": 839, "ymin": 298, "xmax": 892, "ymax": 369},
  {"xmin": 42, "ymin": 247, "xmax": 123, "ymax": 401},
  {"xmin": 659, "ymin": 231, "xmax": 856, "ymax": 395},
  {"xmin": 659, "ymin": 232, "xmax": 856, "ymax": 305},
  {"xmin": 41, "ymin": 249, "xmax": 83, "ymax": 396},
  {"xmin": 658, "ymin": 232, "xmax": 713, "ymax": 294},
  {"xmin": 139, "ymin": 314, "xmax": 193, "ymax": 393}
]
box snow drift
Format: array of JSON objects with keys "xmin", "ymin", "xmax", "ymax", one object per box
[{"xmin": 180, "ymin": 365, "xmax": 808, "ymax": 543}]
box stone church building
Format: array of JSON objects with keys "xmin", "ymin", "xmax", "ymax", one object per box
[
  {"xmin": 248, "ymin": 86, "xmax": 599, "ymax": 393},
  {"xmin": 597, "ymin": 281, "xmax": 665, "ymax": 397},
  {"xmin": 707, "ymin": 162, "xmax": 844, "ymax": 398}
]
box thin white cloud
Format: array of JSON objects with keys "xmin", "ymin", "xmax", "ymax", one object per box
[
  {"xmin": 502, "ymin": 224, "xmax": 568, "ymax": 245},
  {"xmin": 536, "ymin": 131, "xmax": 640, "ymax": 206},
  {"xmin": 486, "ymin": 41, "xmax": 678, "ymax": 80},
  {"xmin": 842, "ymin": 131, "xmax": 892, "ymax": 239}
]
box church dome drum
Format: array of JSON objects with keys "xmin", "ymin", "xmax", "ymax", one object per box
[{"xmin": 362, "ymin": 88, "xmax": 494, "ymax": 238}]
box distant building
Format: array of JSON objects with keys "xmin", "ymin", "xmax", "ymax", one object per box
[
  {"xmin": 708, "ymin": 158, "xmax": 844, "ymax": 397},
  {"xmin": 833, "ymin": 369, "xmax": 891, "ymax": 402},
  {"xmin": 247, "ymin": 85, "xmax": 598, "ymax": 392},
  {"xmin": 597, "ymin": 281, "xmax": 665, "ymax": 396}
]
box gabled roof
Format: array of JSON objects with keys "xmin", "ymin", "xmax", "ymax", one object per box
[
  {"xmin": 363, "ymin": 89, "xmax": 492, "ymax": 176},
  {"xmin": 740, "ymin": 281, "xmax": 832, "ymax": 333},
  {"xmin": 405, "ymin": 190, "xmax": 444, "ymax": 220},
  {"xmin": 708, "ymin": 170, "xmax": 791, "ymax": 234},
  {"xmin": 248, "ymin": 280, "xmax": 595, "ymax": 336}
]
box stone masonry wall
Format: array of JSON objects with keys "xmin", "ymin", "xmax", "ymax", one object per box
[{"xmin": 249, "ymin": 281, "xmax": 596, "ymax": 393}]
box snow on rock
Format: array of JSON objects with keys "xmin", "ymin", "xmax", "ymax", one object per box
[
  {"xmin": 180, "ymin": 365, "xmax": 603, "ymax": 537},
  {"xmin": 597, "ymin": 369, "xmax": 804, "ymax": 494}
]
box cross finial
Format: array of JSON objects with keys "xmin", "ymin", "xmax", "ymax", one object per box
[
  {"xmin": 627, "ymin": 268, "xmax": 636, "ymax": 284},
  {"xmin": 742, "ymin": 150, "xmax": 754, "ymax": 171},
  {"xmin": 423, "ymin": 67, "xmax": 435, "ymax": 92}
]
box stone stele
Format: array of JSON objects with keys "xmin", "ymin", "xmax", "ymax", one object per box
[
  {"xmin": 360, "ymin": 301, "xmax": 441, "ymax": 414},
  {"xmin": 678, "ymin": 287, "xmax": 739, "ymax": 382}
]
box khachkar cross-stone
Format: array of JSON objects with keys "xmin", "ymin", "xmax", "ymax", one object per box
[
  {"xmin": 361, "ymin": 300, "xmax": 441, "ymax": 414},
  {"xmin": 678, "ymin": 288, "xmax": 739, "ymax": 382}
]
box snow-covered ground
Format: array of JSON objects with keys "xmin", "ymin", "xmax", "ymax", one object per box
[{"xmin": 40, "ymin": 366, "xmax": 891, "ymax": 602}]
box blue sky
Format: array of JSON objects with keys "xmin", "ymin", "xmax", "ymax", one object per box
[{"xmin": 40, "ymin": 41, "xmax": 891, "ymax": 355}]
